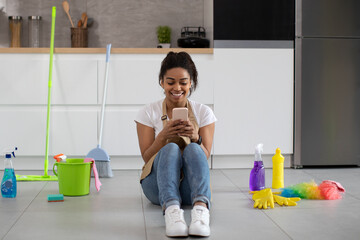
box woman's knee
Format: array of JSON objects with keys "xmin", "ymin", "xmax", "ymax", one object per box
[
  {"xmin": 184, "ymin": 142, "xmax": 201, "ymax": 152},
  {"xmin": 156, "ymin": 142, "xmax": 182, "ymax": 166},
  {"xmin": 161, "ymin": 142, "xmax": 182, "ymax": 154},
  {"xmin": 183, "ymin": 143, "xmax": 206, "ymax": 160}
]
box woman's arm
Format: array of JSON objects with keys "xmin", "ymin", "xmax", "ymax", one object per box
[
  {"xmin": 136, "ymin": 120, "xmax": 185, "ymax": 163},
  {"xmin": 198, "ymin": 123, "xmax": 215, "ymax": 159},
  {"xmin": 136, "ymin": 122, "xmax": 165, "ymax": 163},
  {"xmin": 178, "ymin": 121, "xmax": 215, "ymax": 159}
]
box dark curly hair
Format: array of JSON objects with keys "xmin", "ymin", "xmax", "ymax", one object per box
[{"xmin": 159, "ymin": 51, "xmax": 198, "ymax": 96}]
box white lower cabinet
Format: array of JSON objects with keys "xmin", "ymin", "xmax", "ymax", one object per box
[
  {"xmin": 0, "ymin": 49, "xmax": 294, "ymax": 169},
  {"xmin": 101, "ymin": 107, "xmax": 141, "ymax": 156},
  {"xmin": 0, "ymin": 58, "xmax": 48, "ymax": 104},
  {"xmin": 213, "ymin": 49, "xmax": 294, "ymax": 155},
  {"xmin": 0, "ymin": 108, "xmax": 46, "ymax": 156},
  {"xmin": 51, "ymin": 109, "xmax": 97, "ymax": 156},
  {"xmin": 52, "ymin": 59, "xmax": 98, "ymax": 105},
  {"xmin": 0, "ymin": 108, "xmax": 96, "ymax": 156}
]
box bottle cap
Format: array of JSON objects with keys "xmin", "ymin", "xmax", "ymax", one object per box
[
  {"xmin": 8, "ymin": 16, "xmax": 22, "ymax": 20},
  {"xmin": 4, "ymin": 147, "xmax": 17, "ymax": 158},
  {"xmin": 28, "ymin": 16, "xmax": 42, "ymax": 20}
]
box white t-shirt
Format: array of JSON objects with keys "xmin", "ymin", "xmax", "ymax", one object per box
[{"xmin": 135, "ymin": 99, "xmax": 217, "ymax": 138}]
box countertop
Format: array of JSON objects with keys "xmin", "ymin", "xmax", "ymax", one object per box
[{"xmin": 0, "ymin": 48, "xmax": 213, "ymax": 54}]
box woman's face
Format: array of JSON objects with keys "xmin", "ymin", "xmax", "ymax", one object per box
[{"xmin": 161, "ymin": 67, "xmax": 191, "ymax": 106}]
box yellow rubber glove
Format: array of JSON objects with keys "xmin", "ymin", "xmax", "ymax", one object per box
[
  {"xmin": 252, "ymin": 188, "xmax": 275, "ymax": 209},
  {"xmin": 273, "ymin": 195, "xmax": 301, "ymax": 206}
]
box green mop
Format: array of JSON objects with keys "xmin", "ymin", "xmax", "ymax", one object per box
[
  {"xmin": 86, "ymin": 44, "xmax": 113, "ymax": 178},
  {"xmin": 16, "ymin": 6, "xmax": 58, "ymax": 181}
]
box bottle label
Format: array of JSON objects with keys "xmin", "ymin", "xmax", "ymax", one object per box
[
  {"xmin": 2, "ymin": 179, "xmax": 13, "ymax": 191},
  {"xmin": 1, "ymin": 168, "xmax": 16, "ymax": 198}
]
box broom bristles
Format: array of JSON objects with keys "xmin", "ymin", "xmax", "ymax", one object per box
[{"xmin": 92, "ymin": 161, "xmax": 113, "ymax": 178}]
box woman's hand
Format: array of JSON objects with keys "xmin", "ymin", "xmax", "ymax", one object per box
[
  {"xmin": 136, "ymin": 119, "xmax": 193, "ymax": 163},
  {"xmin": 175, "ymin": 120, "xmax": 199, "ymax": 142},
  {"xmin": 157, "ymin": 119, "xmax": 189, "ymax": 142}
]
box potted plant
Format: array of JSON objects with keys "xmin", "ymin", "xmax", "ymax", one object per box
[{"xmin": 157, "ymin": 25, "xmax": 171, "ymax": 48}]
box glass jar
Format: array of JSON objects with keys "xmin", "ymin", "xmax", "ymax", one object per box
[
  {"xmin": 8, "ymin": 16, "xmax": 22, "ymax": 48},
  {"xmin": 28, "ymin": 16, "xmax": 42, "ymax": 48}
]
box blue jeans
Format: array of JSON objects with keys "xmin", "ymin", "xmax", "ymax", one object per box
[{"xmin": 141, "ymin": 142, "xmax": 211, "ymax": 211}]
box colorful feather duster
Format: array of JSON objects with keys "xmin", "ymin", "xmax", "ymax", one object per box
[{"xmin": 280, "ymin": 180, "xmax": 345, "ymax": 200}]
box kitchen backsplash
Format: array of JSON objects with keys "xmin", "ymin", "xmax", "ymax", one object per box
[{"xmin": 0, "ymin": 0, "xmax": 212, "ymax": 48}]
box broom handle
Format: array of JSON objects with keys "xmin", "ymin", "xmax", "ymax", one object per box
[
  {"xmin": 98, "ymin": 44, "xmax": 111, "ymax": 147},
  {"xmin": 44, "ymin": 6, "xmax": 56, "ymax": 176}
]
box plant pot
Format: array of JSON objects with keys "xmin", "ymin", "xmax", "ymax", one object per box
[{"xmin": 157, "ymin": 43, "xmax": 171, "ymax": 48}]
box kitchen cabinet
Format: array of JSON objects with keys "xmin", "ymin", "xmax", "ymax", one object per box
[
  {"xmin": 0, "ymin": 55, "xmax": 97, "ymax": 104},
  {"xmin": 0, "ymin": 58, "xmax": 48, "ymax": 104},
  {"xmin": 213, "ymin": 48, "xmax": 294, "ymax": 155},
  {"xmin": 0, "ymin": 109, "xmax": 46, "ymax": 156},
  {"xmin": 0, "ymin": 54, "xmax": 98, "ymax": 157},
  {"xmin": 0, "ymin": 48, "xmax": 293, "ymax": 169}
]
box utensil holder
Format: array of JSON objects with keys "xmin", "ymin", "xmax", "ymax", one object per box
[{"xmin": 71, "ymin": 27, "xmax": 88, "ymax": 48}]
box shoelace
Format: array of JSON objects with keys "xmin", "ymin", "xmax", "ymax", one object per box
[
  {"xmin": 192, "ymin": 209, "xmax": 205, "ymax": 224},
  {"xmin": 169, "ymin": 209, "xmax": 185, "ymax": 223}
]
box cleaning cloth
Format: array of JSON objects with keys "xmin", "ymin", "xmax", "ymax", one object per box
[{"xmin": 84, "ymin": 158, "xmax": 102, "ymax": 191}]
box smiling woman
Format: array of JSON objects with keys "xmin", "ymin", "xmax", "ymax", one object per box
[
  {"xmin": 158, "ymin": 52, "xmax": 198, "ymax": 97},
  {"xmin": 161, "ymin": 67, "xmax": 191, "ymax": 110},
  {"xmin": 134, "ymin": 51, "xmax": 217, "ymax": 237}
]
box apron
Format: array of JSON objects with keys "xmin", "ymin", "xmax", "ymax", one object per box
[{"xmin": 140, "ymin": 100, "xmax": 199, "ymax": 181}]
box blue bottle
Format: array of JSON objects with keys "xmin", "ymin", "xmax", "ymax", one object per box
[
  {"xmin": 249, "ymin": 143, "xmax": 265, "ymax": 191},
  {"xmin": 1, "ymin": 147, "xmax": 17, "ymax": 198}
]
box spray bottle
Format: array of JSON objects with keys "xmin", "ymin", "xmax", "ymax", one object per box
[
  {"xmin": 249, "ymin": 143, "xmax": 265, "ymax": 191},
  {"xmin": 1, "ymin": 147, "xmax": 18, "ymax": 198},
  {"xmin": 272, "ymin": 148, "xmax": 284, "ymax": 189}
]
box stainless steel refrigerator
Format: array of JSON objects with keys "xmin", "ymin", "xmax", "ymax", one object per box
[{"xmin": 294, "ymin": 0, "xmax": 360, "ymax": 167}]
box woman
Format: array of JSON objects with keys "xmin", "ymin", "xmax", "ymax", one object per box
[{"xmin": 135, "ymin": 51, "xmax": 216, "ymax": 237}]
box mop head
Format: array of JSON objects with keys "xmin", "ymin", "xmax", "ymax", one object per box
[
  {"xmin": 280, "ymin": 180, "xmax": 345, "ymax": 200},
  {"xmin": 86, "ymin": 147, "xmax": 113, "ymax": 178}
]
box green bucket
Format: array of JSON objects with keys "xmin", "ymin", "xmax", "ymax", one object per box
[{"xmin": 53, "ymin": 159, "xmax": 92, "ymax": 196}]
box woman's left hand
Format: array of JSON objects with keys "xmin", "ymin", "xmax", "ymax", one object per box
[{"xmin": 177, "ymin": 120, "xmax": 199, "ymax": 142}]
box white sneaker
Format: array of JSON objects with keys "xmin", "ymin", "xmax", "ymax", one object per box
[
  {"xmin": 164, "ymin": 205, "xmax": 188, "ymax": 237},
  {"xmin": 189, "ymin": 205, "xmax": 210, "ymax": 237}
]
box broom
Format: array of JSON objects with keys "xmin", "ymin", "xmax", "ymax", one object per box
[{"xmin": 86, "ymin": 44, "xmax": 113, "ymax": 178}]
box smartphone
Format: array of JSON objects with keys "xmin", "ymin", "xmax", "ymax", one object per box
[{"xmin": 172, "ymin": 107, "xmax": 188, "ymax": 121}]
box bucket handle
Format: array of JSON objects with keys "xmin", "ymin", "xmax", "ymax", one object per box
[{"xmin": 53, "ymin": 162, "xmax": 58, "ymax": 176}]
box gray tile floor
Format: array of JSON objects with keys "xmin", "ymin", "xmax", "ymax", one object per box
[{"xmin": 1, "ymin": 168, "xmax": 360, "ymax": 240}]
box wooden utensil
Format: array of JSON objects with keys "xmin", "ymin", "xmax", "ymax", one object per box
[
  {"xmin": 83, "ymin": 15, "xmax": 88, "ymax": 28},
  {"xmin": 62, "ymin": 1, "xmax": 74, "ymax": 28},
  {"xmin": 81, "ymin": 12, "xmax": 87, "ymax": 25}
]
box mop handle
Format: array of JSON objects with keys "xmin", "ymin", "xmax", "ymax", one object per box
[
  {"xmin": 44, "ymin": 6, "xmax": 56, "ymax": 176},
  {"xmin": 98, "ymin": 44, "xmax": 111, "ymax": 147}
]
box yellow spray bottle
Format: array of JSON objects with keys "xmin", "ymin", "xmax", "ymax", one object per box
[{"xmin": 272, "ymin": 148, "xmax": 284, "ymax": 189}]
